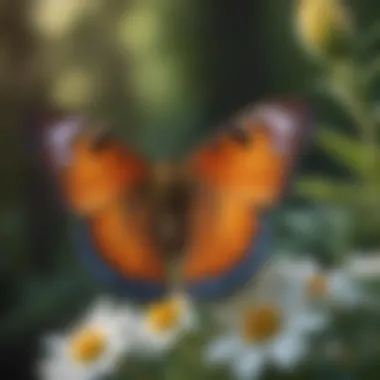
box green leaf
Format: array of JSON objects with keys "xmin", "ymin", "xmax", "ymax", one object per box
[
  {"xmin": 317, "ymin": 128, "xmax": 367, "ymax": 177},
  {"xmin": 295, "ymin": 177, "xmax": 361, "ymax": 204},
  {"xmin": 365, "ymin": 55, "xmax": 380, "ymax": 83},
  {"xmin": 0, "ymin": 268, "xmax": 97, "ymax": 344},
  {"xmin": 358, "ymin": 22, "xmax": 380, "ymax": 53}
]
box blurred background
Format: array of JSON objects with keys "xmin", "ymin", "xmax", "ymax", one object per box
[{"xmin": 1, "ymin": 0, "xmax": 380, "ymax": 379}]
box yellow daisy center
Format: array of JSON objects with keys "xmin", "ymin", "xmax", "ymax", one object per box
[
  {"xmin": 70, "ymin": 328, "xmax": 107, "ymax": 364},
  {"xmin": 146, "ymin": 298, "xmax": 182, "ymax": 333},
  {"xmin": 306, "ymin": 273, "xmax": 329, "ymax": 298},
  {"xmin": 241, "ymin": 305, "xmax": 282, "ymax": 343}
]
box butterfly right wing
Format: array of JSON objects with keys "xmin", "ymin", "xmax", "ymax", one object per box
[
  {"xmin": 183, "ymin": 188, "xmax": 272, "ymax": 301},
  {"xmin": 182, "ymin": 99, "xmax": 314, "ymax": 300}
]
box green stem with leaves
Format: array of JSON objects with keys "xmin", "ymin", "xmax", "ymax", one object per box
[{"xmin": 329, "ymin": 59, "xmax": 378, "ymax": 216}]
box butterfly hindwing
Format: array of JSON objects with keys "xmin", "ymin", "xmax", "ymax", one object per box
[
  {"xmin": 184, "ymin": 189, "xmax": 272, "ymax": 300},
  {"xmin": 73, "ymin": 210, "xmax": 167, "ymax": 302}
]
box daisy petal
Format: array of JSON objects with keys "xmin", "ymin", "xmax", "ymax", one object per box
[
  {"xmin": 41, "ymin": 335, "xmax": 64, "ymax": 354},
  {"xmin": 330, "ymin": 271, "xmax": 351, "ymax": 292},
  {"xmin": 330, "ymin": 271, "xmax": 361, "ymax": 306},
  {"xmin": 39, "ymin": 359, "xmax": 78, "ymax": 380},
  {"xmin": 296, "ymin": 311, "xmax": 329, "ymax": 333},
  {"xmin": 90, "ymin": 297, "xmax": 118, "ymax": 321},
  {"xmin": 233, "ymin": 349, "xmax": 264, "ymax": 380},
  {"xmin": 271, "ymin": 334, "xmax": 306, "ymax": 370},
  {"xmin": 205, "ymin": 336, "xmax": 238, "ymax": 365}
]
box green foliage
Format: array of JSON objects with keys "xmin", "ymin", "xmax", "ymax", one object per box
[
  {"xmin": 295, "ymin": 17, "xmax": 380, "ymax": 248},
  {"xmin": 2, "ymin": 1, "xmax": 380, "ymax": 380},
  {"xmin": 357, "ymin": 21, "xmax": 380, "ymax": 54},
  {"xmin": 317, "ymin": 128, "xmax": 369, "ymax": 177},
  {"xmin": 296, "ymin": 177, "xmax": 360, "ymax": 204},
  {"xmin": 273, "ymin": 206, "xmax": 352, "ymax": 266}
]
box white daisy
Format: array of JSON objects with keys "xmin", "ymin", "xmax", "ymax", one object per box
[
  {"xmin": 134, "ymin": 293, "xmax": 197, "ymax": 356},
  {"xmin": 39, "ymin": 296, "xmax": 138, "ymax": 380},
  {"xmin": 346, "ymin": 254, "xmax": 380, "ymax": 279},
  {"xmin": 205, "ymin": 270, "xmax": 327, "ymax": 380},
  {"xmin": 280, "ymin": 257, "xmax": 365, "ymax": 308}
]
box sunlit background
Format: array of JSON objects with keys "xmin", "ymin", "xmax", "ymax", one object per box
[{"xmin": 1, "ymin": 0, "xmax": 380, "ymax": 379}]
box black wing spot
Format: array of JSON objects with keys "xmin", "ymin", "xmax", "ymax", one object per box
[
  {"xmin": 229, "ymin": 126, "xmax": 250, "ymax": 145},
  {"xmin": 91, "ymin": 130, "xmax": 113, "ymax": 151}
]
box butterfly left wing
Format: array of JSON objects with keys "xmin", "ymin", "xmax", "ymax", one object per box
[
  {"xmin": 62, "ymin": 131, "xmax": 147, "ymax": 216},
  {"xmin": 74, "ymin": 200, "xmax": 168, "ymax": 302},
  {"xmin": 183, "ymin": 99, "xmax": 314, "ymax": 300},
  {"xmin": 43, "ymin": 118, "xmax": 167, "ymax": 301}
]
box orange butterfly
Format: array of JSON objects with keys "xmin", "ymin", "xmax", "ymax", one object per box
[{"xmin": 43, "ymin": 99, "xmax": 314, "ymax": 302}]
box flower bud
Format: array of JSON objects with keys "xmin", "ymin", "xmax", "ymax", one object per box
[{"xmin": 295, "ymin": 0, "xmax": 353, "ymax": 59}]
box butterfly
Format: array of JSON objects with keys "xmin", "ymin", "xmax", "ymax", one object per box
[{"xmin": 41, "ymin": 99, "xmax": 314, "ymax": 303}]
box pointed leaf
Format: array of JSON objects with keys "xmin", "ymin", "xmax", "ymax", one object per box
[
  {"xmin": 358, "ymin": 22, "xmax": 380, "ymax": 52},
  {"xmin": 365, "ymin": 55, "xmax": 380, "ymax": 82},
  {"xmin": 317, "ymin": 128, "xmax": 368, "ymax": 177},
  {"xmin": 295, "ymin": 177, "xmax": 362, "ymax": 204}
]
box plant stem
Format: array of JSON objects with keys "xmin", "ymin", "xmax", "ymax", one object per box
[{"xmin": 330, "ymin": 60, "xmax": 378, "ymax": 215}]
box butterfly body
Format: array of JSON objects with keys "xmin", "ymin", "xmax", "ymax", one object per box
[{"xmin": 42, "ymin": 99, "xmax": 314, "ymax": 302}]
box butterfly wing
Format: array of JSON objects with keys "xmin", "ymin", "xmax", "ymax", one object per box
[
  {"xmin": 184, "ymin": 189, "xmax": 272, "ymax": 300},
  {"xmin": 73, "ymin": 203, "xmax": 167, "ymax": 302},
  {"xmin": 44, "ymin": 118, "xmax": 167, "ymax": 301},
  {"xmin": 184, "ymin": 99, "xmax": 313, "ymax": 300},
  {"xmin": 190, "ymin": 99, "xmax": 313, "ymax": 207}
]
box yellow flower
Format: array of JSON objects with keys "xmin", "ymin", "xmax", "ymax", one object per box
[
  {"xmin": 136, "ymin": 294, "xmax": 197, "ymax": 355},
  {"xmin": 281, "ymin": 258, "xmax": 365, "ymax": 307},
  {"xmin": 39, "ymin": 297, "xmax": 138, "ymax": 380},
  {"xmin": 242, "ymin": 305, "xmax": 282, "ymax": 343},
  {"xmin": 70, "ymin": 328, "xmax": 107, "ymax": 363},
  {"xmin": 206, "ymin": 299, "xmax": 327, "ymax": 380},
  {"xmin": 295, "ymin": 0, "xmax": 353, "ymax": 57},
  {"xmin": 306, "ymin": 273, "xmax": 329, "ymax": 298},
  {"xmin": 146, "ymin": 297, "xmax": 183, "ymax": 333}
]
